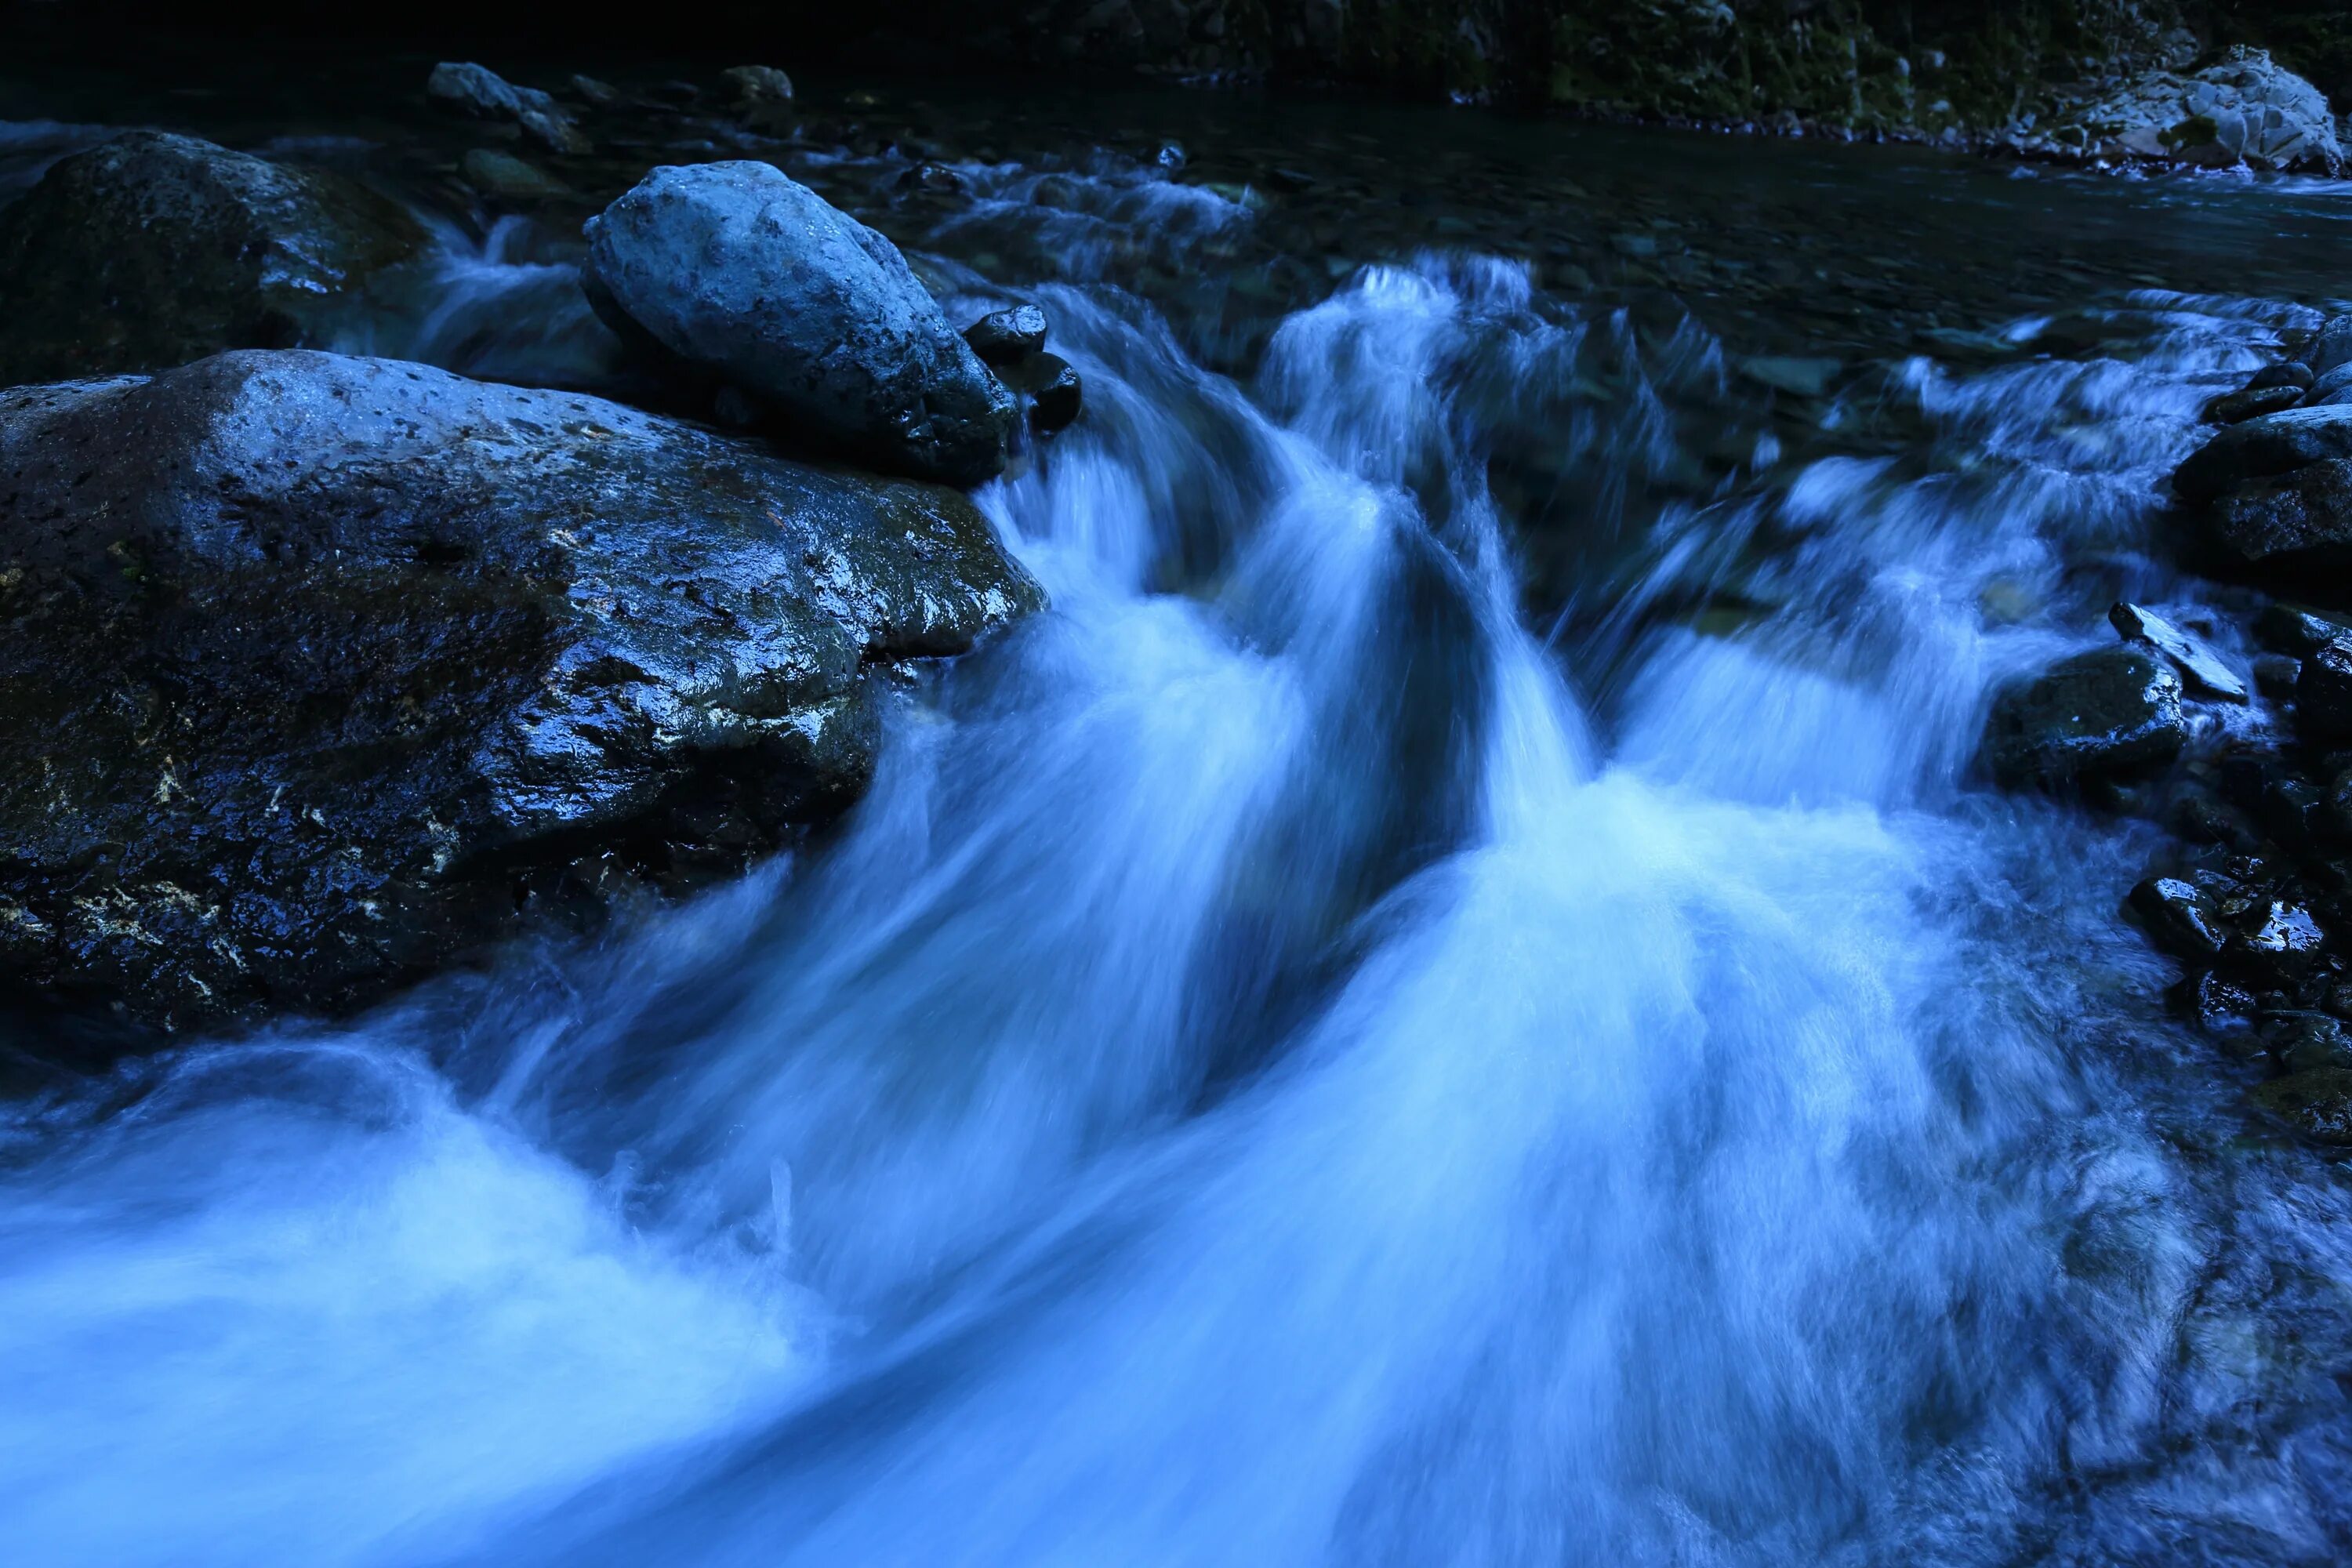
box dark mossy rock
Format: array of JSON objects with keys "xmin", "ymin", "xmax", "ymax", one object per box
[
  {"xmin": 0, "ymin": 350, "xmax": 1043, "ymax": 1033},
  {"xmin": 2298, "ymin": 638, "xmax": 2352, "ymax": 745},
  {"xmin": 2263, "ymin": 1011, "xmax": 2352, "ymax": 1073},
  {"xmin": 1981, "ymin": 645, "xmax": 2187, "ymax": 791},
  {"xmin": 1000, "ymin": 350, "xmax": 1085, "ymax": 436},
  {"xmin": 964, "ymin": 305, "xmax": 1049, "ymax": 368},
  {"xmin": 2251, "ymin": 1068, "xmax": 2352, "ymax": 1145},
  {"xmin": 0, "ymin": 132, "xmax": 427, "ymax": 387},
  {"xmin": 2201, "ymin": 459, "xmax": 2352, "ymax": 572},
  {"xmin": 2129, "ymin": 876, "xmax": 2228, "ymax": 961},
  {"xmin": 2206, "ymin": 384, "xmax": 2306, "ymax": 425},
  {"xmin": 2175, "ymin": 406, "xmax": 2352, "ymax": 505}
]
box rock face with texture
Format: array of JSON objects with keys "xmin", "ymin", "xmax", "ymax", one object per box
[
  {"xmin": 1981, "ymin": 644, "xmax": 2187, "ymax": 789},
  {"xmin": 0, "ymin": 350, "xmax": 1042, "ymax": 1031},
  {"xmin": 427, "ymin": 62, "xmax": 590, "ymax": 154},
  {"xmin": 0, "ymin": 132, "xmax": 426, "ymax": 387},
  {"xmin": 2176, "ymin": 405, "xmax": 2352, "ymax": 572},
  {"xmin": 2026, "ymin": 48, "xmax": 2343, "ymax": 172},
  {"xmin": 583, "ymin": 162, "xmax": 1017, "ymax": 485}
]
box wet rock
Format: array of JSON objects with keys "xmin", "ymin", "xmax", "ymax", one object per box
[
  {"xmin": 2308, "ymin": 319, "xmax": 2352, "ymax": 379},
  {"xmin": 2230, "ymin": 898, "xmax": 2328, "ymax": 983},
  {"xmin": 2174, "ymin": 406, "xmax": 2352, "ymax": 506},
  {"xmin": 583, "ymin": 162, "xmax": 1016, "ymax": 486},
  {"xmin": 2207, "ymin": 384, "xmax": 2305, "ymax": 424},
  {"xmin": 2175, "ymin": 969, "xmax": 2259, "ymax": 1036},
  {"xmin": 2298, "ymin": 639, "xmax": 2352, "ymax": 745},
  {"xmin": 2108, "ymin": 601, "xmax": 2246, "ymax": 701},
  {"xmin": 2250, "ymin": 362, "xmax": 2317, "ymax": 394},
  {"xmin": 2310, "ymin": 361, "xmax": 2352, "ymax": 402},
  {"xmin": 1001, "ymin": 350, "xmax": 1084, "ymax": 435},
  {"xmin": 1981, "ymin": 645, "xmax": 2187, "ymax": 790},
  {"xmin": 428, "ymin": 62, "xmax": 590, "ymax": 155},
  {"xmin": 2203, "ymin": 460, "xmax": 2352, "ymax": 569},
  {"xmin": 459, "ymin": 148, "xmax": 572, "ymax": 203},
  {"xmin": 2129, "ymin": 876, "xmax": 2227, "ymax": 960},
  {"xmin": 2256, "ymin": 602, "xmax": 2352, "ymax": 658},
  {"xmin": 898, "ymin": 162, "xmax": 970, "ymax": 196},
  {"xmin": 964, "ymin": 304, "xmax": 1050, "ymax": 367},
  {"xmin": 2258, "ymin": 774, "xmax": 2332, "ymax": 851},
  {"xmin": 2254, "ymin": 654, "xmax": 2302, "ymax": 699},
  {"xmin": 0, "ymin": 132, "xmax": 425, "ymax": 387},
  {"xmin": 721, "ymin": 65, "xmax": 796, "ymax": 132},
  {"xmin": 2263, "ymin": 1011, "xmax": 2352, "ymax": 1074},
  {"xmin": 2250, "ymin": 1069, "xmax": 2352, "ymax": 1145},
  {"xmin": 0, "ymin": 350, "xmax": 1043, "ymax": 1033}
]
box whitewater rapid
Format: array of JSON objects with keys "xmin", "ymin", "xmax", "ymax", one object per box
[{"xmin": 4, "ymin": 174, "xmax": 2351, "ymax": 1565}]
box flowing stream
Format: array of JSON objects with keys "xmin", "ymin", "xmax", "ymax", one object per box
[{"xmin": 5, "ymin": 74, "xmax": 2352, "ymax": 1566}]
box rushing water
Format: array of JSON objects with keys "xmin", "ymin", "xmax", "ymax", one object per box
[{"xmin": 6, "ymin": 61, "xmax": 2352, "ymax": 1566}]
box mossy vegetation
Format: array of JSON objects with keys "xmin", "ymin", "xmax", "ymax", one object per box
[{"xmin": 1231, "ymin": 1, "xmax": 2344, "ymax": 130}]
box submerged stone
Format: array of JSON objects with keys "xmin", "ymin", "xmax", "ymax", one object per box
[
  {"xmin": 0, "ymin": 350, "xmax": 1043, "ymax": 1033},
  {"xmin": 0, "ymin": 131, "xmax": 426, "ymax": 387},
  {"xmin": 2251, "ymin": 1069, "xmax": 2352, "ymax": 1145}
]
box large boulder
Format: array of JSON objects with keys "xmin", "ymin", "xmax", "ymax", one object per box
[
  {"xmin": 2175, "ymin": 405, "xmax": 2352, "ymax": 572},
  {"xmin": 582, "ymin": 162, "xmax": 1017, "ymax": 486},
  {"xmin": 0, "ymin": 350, "xmax": 1041, "ymax": 1033},
  {"xmin": 0, "ymin": 132, "xmax": 426, "ymax": 387},
  {"xmin": 1981, "ymin": 644, "xmax": 2187, "ymax": 790},
  {"xmin": 2027, "ymin": 48, "xmax": 2343, "ymax": 174}
]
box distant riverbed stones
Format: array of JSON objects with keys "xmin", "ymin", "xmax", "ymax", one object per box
[
  {"xmin": 583, "ymin": 162, "xmax": 1017, "ymax": 485},
  {"xmin": 427, "ymin": 61, "xmax": 590, "ymax": 155}
]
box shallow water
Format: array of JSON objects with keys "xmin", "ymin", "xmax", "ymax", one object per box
[{"xmin": 5, "ymin": 54, "xmax": 2352, "ymax": 1566}]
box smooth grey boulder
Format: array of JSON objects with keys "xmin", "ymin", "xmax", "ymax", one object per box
[
  {"xmin": 0, "ymin": 131, "xmax": 426, "ymax": 386},
  {"xmin": 583, "ymin": 162, "xmax": 1017, "ymax": 486},
  {"xmin": 0, "ymin": 350, "xmax": 1041, "ymax": 1033},
  {"xmin": 1981, "ymin": 645, "xmax": 2187, "ymax": 789},
  {"xmin": 427, "ymin": 62, "xmax": 590, "ymax": 155}
]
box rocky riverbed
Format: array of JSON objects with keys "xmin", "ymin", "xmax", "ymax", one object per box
[{"xmin": 5, "ymin": 35, "xmax": 2352, "ymax": 1567}]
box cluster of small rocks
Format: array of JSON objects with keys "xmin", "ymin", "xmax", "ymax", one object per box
[{"xmin": 1981, "ymin": 315, "xmax": 2352, "ymax": 1145}]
